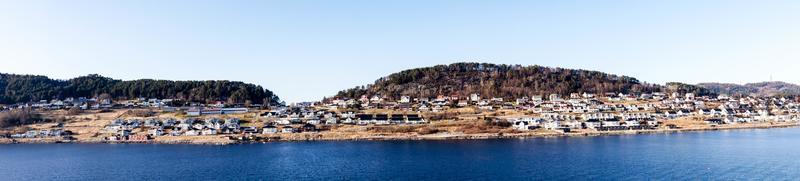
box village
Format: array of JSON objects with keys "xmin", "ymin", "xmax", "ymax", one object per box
[{"xmin": 2, "ymin": 91, "xmax": 800, "ymax": 144}]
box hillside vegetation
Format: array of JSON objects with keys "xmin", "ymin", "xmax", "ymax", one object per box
[
  {"xmin": 0, "ymin": 74, "xmax": 281, "ymax": 105},
  {"xmin": 336, "ymin": 62, "xmax": 713, "ymax": 99},
  {"xmin": 699, "ymin": 81, "xmax": 800, "ymax": 97}
]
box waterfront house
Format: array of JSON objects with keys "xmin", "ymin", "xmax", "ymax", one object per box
[
  {"xmin": 665, "ymin": 111, "xmax": 678, "ymax": 119},
  {"xmin": 406, "ymin": 114, "xmax": 425, "ymax": 124},
  {"xmin": 148, "ymin": 129, "xmax": 164, "ymax": 136},
  {"xmin": 541, "ymin": 120, "xmax": 559, "ymax": 130},
  {"xmin": 25, "ymin": 130, "xmax": 38, "ymax": 138},
  {"xmin": 262, "ymin": 125, "xmax": 278, "ymax": 134},
  {"xmin": 306, "ymin": 119, "xmax": 321, "ymax": 125},
  {"xmin": 163, "ymin": 119, "xmax": 177, "ymax": 128},
  {"xmin": 512, "ymin": 120, "xmax": 534, "ymax": 131},
  {"xmin": 144, "ymin": 119, "xmax": 161, "ymax": 127},
  {"xmin": 117, "ymin": 130, "xmax": 131, "ymax": 137},
  {"xmin": 184, "ymin": 130, "xmax": 200, "ymax": 136},
  {"xmin": 201, "ymin": 129, "xmax": 218, "ymax": 135},
  {"xmin": 301, "ymin": 124, "xmax": 317, "ymax": 132},
  {"xmin": 390, "ymin": 115, "xmax": 405, "ymax": 124},
  {"xmin": 560, "ymin": 120, "xmax": 582, "ymax": 129},
  {"xmin": 192, "ymin": 123, "xmax": 206, "ymax": 130},
  {"xmin": 241, "ymin": 127, "xmax": 259, "ymax": 134},
  {"xmin": 697, "ymin": 109, "xmax": 711, "ymax": 115},
  {"xmin": 510, "ymin": 117, "xmax": 543, "ymax": 130},
  {"xmin": 601, "ymin": 118, "xmax": 621, "ymax": 127},
  {"xmin": 281, "ymin": 126, "xmax": 295, "ymax": 133},
  {"xmin": 583, "ymin": 119, "xmax": 601, "ymax": 129},
  {"xmin": 356, "ymin": 114, "xmax": 374, "ymax": 125},
  {"xmin": 373, "ymin": 114, "xmax": 389, "ymax": 124},
  {"xmin": 622, "ymin": 119, "xmax": 640, "ymax": 127},
  {"xmin": 705, "ymin": 118, "xmax": 724, "ymax": 125}
]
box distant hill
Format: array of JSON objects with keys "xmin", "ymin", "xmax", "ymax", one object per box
[
  {"xmin": 0, "ymin": 73, "xmax": 282, "ymax": 105},
  {"xmin": 698, "ymin": 81, "xmax": 800, "ymax": 97},
  {"xmin": 335, "ymin": 62, "xmax": 713, "ymax": 100}
]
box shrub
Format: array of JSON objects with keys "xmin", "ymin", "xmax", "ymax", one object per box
[
  {"xmin": 67, "ymin": 107, "xmax": 83, "ymax": 115},
  {"xmin": 0, "ymin": 108, "xmax": 44, "ymax": 128},
  {"xmin": 368, "ymin": 125, "xmax": 419, "ymax": 133},
  {"xmin": 128, "ymin": 109, "xmax": 155, "ymax": 117},
  {"xmin": 416, "ymin": 127, "xmax": 440, "ymax": 135}
]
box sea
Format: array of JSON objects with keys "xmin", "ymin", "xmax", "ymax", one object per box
[{"xmin": 2, "ymin": 127, "xmax": 800, "ymax": 180}]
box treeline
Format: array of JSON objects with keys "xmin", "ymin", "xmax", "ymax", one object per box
[
  {"xmin": 0, "ymin": 108, "xmax": 44, "ymax": 128},
  {"xmin": 336, "ymin": 62, "xmax": 713, "ymax": 99},
  {"xmin": 698, "ymin": 81, "xmax": 800, "ymax": 97},
  {"xmin": 0, "ymin": 74, "xmax": 282, "ymax": 105}
]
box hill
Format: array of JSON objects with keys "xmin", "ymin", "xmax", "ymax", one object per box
[
  {"xmin": 0, "ymin": 73, "xmax": 282, "ymax": 105},
  {"xmin": 698, "ymin": 81, "xmax": 800, "ymax": 97},
  {"xmin": 335, "ymin": 62, "xmax": 712, "ymax": 100}
]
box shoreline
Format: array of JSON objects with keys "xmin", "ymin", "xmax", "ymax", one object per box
[{"xmin": 3, "ymin": 122, "xmax": 797, "ymax": 145}]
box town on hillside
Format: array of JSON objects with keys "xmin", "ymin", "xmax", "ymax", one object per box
[{"xmin": 2, "ymin": 91, "xmax": 799, "ymax": 143}]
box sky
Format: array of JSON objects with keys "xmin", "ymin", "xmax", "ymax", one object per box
[{"xmin": 1, "ymin": 0, "xmax": 799, "ymax": 103}]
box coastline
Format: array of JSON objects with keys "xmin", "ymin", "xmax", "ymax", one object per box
[{"xmin": 3, "ymin": 122, "xmax": 797, "ymax": 145}]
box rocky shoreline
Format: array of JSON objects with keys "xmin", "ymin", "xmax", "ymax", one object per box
[{"xmin": 2, "ymin": 122, "xmax": 797, "ymax": 145}]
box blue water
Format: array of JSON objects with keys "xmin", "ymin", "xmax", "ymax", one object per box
[{"xmin": 2, "ymin": 128, "xmax": 800, "ymax": 180}]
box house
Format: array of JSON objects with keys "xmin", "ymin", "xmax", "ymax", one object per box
[
  {"xmin": 24, "ymin": 130, "xmax": 38, "ymax": 138},
  {"xmin": 622, "ymin": 119, "xmax": 640, "ymax": 127},
  {"xmin": 262, "ymin": 125, "xmax": 278, "ymax": 134},
  {"xmin": 697, "ymin": 109, "xmax": 711, "ymax": 115},
  {"xmin": 205, "ymin": 118, "xmax": 224, "ymax": 129},
  {"xmin": 117, "ymin": 130, "xmax": 131, "ymax": 137},
  {"xmin": 470, "ymin": 94, "xmax": 481, "ymax": 102},
  {"xmin": 390, "ymin": 115, "xmax": 405, "ymax": 124},
  {"xmin": 325, "ymin": 117, "xmax": 338, "ymax": 125},
  {"xmin": 560, "ymin": 120, "xmax": 582, "ymax": 129},
  {"xmin": 642, "ymin": 119, "xmax": 659, "ymax": 126},
  {"xmin": 513, "ymin": 121, "xmax": 533, "ymax": 131},
  {"xmin": 583, "ymin": 119, "xmax": 601, "ymax": 129},
  {"xmin": 374, "ymin": 114, "xmax": 390, "ymax": 125},
  {"xmin": 664, "ymin": 111, "xmax": 678, "ymax": 119},
  {"xmin": 281, "ymin": 126, "xmax": 295, "ymax": 133},
  {"xmin": 261, "ymin": 111, "xmax": 281, "ymax": 118},
  {"xmin": 163, "ymin": 119, "xmax": 177, "ymax": 128},
  {"xmin": 201, "ymin": 129, "xmax": 218, "ymax": 135},
  {"xmin": 356, "ymin": 114, "xmax": 374, "ymax": 125},
  {"xmin": 148, "ymin": 129, "xmax": 164, "ymax": 136},
  {"xmin": 601, "ymin": 118, "xmax": 621, "ymax": 127},
  {"xmin": 184, "ymin": 130, "xmax": 199, "ymax": 136},
  {"xmin": 144, "ymin": 119, "xmax": 161, "ymax": 128},
  {"xmin": 541, "ymin": 120, "xmax": 559, "ymax": 130},
  {"xmin": 406, "ymin": 114, "xmax": 426, "ymax": 124},
  {"xmin": 306, "ymin": 119, "xmax": 321, "ymax": 125},
  {"xmin": 509, "ymin": 117, "xmax": 543, "ymax": 130},
  {"xmin": 192, "ymin": 123, "xmax": 206, "ymax": 130},
  {"xmin": 240, "ymin": 127, "xmax": 259, "ymax": 134},
  {"xmin": 549, "ymin": 94, "xmax": 562, "ymax": 101},
  {"xmin": 186, "ymin": 108, "xmax": 201, "ymax": 116},
  {"xmin": 301, "ymin": 124, "xmax": 317, "ymax": 132},
  {"xmin": 677, "ymin": 109, "xmax": 691, "ymax": 117},
  {"xmin": 705, "ymin": 118, "xmax": 724, "ymax": 125}
]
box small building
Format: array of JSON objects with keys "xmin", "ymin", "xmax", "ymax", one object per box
[
  {"xmin": 705, "ymin": 118, "xmax": 724, "ymax": 125},
  {"xmin": 281, "ymin": 126, "xmax": 295, "ymax": 133},
  {"xmin": 262, "ymin": 125, "xmax": 278, "ymax": 134},
  {"xmin": 301, "ymin": 124, "xmax": 317, "ymax": 132},
  {"xmin": 241, "ymin": 127, "xmax": 259, "ymax": 134}
]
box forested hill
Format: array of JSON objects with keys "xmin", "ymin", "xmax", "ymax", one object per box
[
  {"xmin": 335, "ymin": 62, "xmax": 712, "ymax": 100},
  {"xmin": 0, "ymin": 73, "xmax": 281, "ymax": 105},
  {"xmin": 698, "ymin": 82, "xmax": 800, "ymax": 97}
]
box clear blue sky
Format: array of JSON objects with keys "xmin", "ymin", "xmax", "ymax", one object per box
[{"xmin": 1, "ymin": 1, "xmax": 798, "ymax": 102}]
